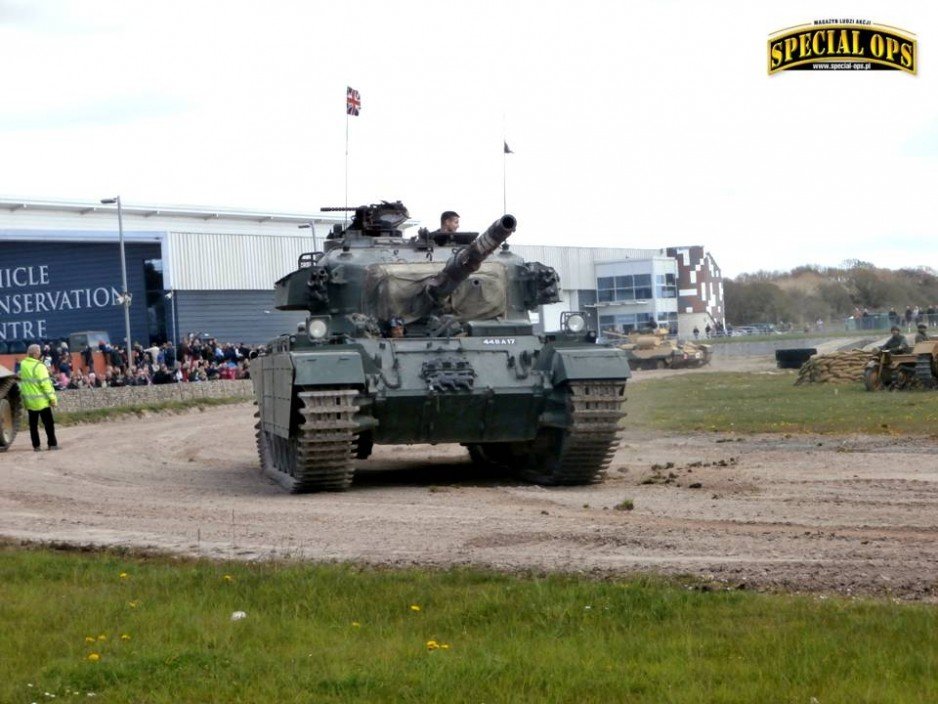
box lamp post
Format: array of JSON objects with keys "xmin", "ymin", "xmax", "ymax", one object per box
[
  {"xmin": 165, "ymin": 290, "xmax": 177, "ymax": 346},
  {"xmin": 298, "ymin": 221, "xmax": 318, "ymax": 252},
  {"xmin": 100, "ymin": 196, "xmax": 133, "ymax": 365}
]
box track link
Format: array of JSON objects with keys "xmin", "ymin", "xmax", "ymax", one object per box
[
  {"xmin": 256, "ymin": 388, "xmax": 359, "ymax": 493},
  {"xmin": 915, "ymin": 354, "xmax": 936, "ymax": 389}
]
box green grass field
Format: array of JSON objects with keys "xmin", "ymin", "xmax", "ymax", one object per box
[
  {"xmin": 625, "ymin": 371, "xmax": 938, "ymax": 436},
  {"xmin": 1, "ymin": 547, "xmax": 935, "ymax": 703}
]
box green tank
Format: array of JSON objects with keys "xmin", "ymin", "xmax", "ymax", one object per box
[
  {"xmin": 0, "ymin": 364, "xmax": 22, "ymax": 452},
  {"xmin": 251, "ymin": 201, "xmax": 631, "ymax": 492}
]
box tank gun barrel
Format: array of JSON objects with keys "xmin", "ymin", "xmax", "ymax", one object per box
[{"xmin": 425, "ymin": 214, "xmax": 516, "ymax": 302}]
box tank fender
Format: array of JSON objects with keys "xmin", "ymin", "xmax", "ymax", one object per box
[
  {"xmin": 548, "ymin": 347, "xmax": 632, "ymax": 385},
  {"xmin": 293, "ymin": 350, "xmax": 366, "ymax": 386}
]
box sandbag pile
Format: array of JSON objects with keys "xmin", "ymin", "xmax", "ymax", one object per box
[{"xmin": 794, "ymin": 349, "xmax": 876, "ymax": 385}]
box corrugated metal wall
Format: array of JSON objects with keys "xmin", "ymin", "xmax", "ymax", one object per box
[
  {"xmin": 164, "ymin": 234, "xmax": 660, "ymax": 292},
  {"xmin": 175, "ymin": 290, "xmax": 306, "ymax": 345},
  {"xmin": 167, "ymin": 232, "xmax": 315, "ymax": 290}
]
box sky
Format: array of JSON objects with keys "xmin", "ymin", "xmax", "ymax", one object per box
[{"xmin": 1, "ymin": 0, "xmax": 937, "ymax": 277}]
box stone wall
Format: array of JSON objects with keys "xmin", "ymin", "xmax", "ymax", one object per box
[{"xmin": 57, "ymin": 380, "xmax": 254, "ymax": 413}]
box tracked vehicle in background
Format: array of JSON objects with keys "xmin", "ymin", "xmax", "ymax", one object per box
[
  {"xmin": 0, "ymin": 365, "xmax": 22, "ymax": 452},
  {"xmin": 864, "ymin": 339, "xmax": 938, "ymax": 391},
  {"xmin": 251, "ymin": 201, "xmax": 631, "ymax": 492},
  {"xmin": 607, "ymin": 328, "xmax": 712, "ymax": 371}
]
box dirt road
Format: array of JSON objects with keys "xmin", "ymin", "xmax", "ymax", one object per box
[{"xmin": 2, "ymin": 396, "xmax": 936, "ymax": 600}]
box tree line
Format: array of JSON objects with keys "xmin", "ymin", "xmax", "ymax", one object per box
[{"xmin": 724, "ymin": 262, "xmax": 938, "ymax": 326}]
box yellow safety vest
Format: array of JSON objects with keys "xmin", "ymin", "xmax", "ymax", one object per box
[{"xmin": 18, "ymin": 357, "xmax": 57, "ymax": 411}]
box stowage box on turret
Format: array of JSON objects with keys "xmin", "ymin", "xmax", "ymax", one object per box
[{"xmin": 251, "ymin": 201, "xmax": 631, "ymax": 492}]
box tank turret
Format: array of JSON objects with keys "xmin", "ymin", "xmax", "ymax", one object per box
[
  {"xmin": 424, "ymin": 214, "xmax": 516, "ymax": 303},
  {"xmin": 251, "ymin": 200, "xmax": 631, "ymax": 493}
]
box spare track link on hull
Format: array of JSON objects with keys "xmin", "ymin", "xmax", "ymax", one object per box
[
  {"xmin": 513, "ymin": 379, "xmax": 626, "ymax": 486},
  {"xmin": 256, "ymin": 388, "xmax": 359, "ymax": 493}
]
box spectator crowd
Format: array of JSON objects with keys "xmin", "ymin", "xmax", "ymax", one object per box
[
  {"xmin": 33, "ymin": 334, "xmax": 259, "ymax": 390},
  {"xmin": 850, "ymin": 305, "xmax": 938, "ymax": 331}
]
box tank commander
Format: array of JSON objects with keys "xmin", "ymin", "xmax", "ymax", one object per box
[
  {"xmin": 438, "ymin": 211, "xmax": 460, "ymax": 233},
  {"xmin": 881, "ymin": 326, "xmax": 910, "ymax": 353},
  {"xmin": 914, "ymin": 323, "xmax": 930, "ymax": 343}
]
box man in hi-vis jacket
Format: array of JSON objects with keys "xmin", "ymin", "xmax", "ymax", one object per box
[{"xmin": 18, "ymin": 344, "xmax": 59, "ymax": 451}]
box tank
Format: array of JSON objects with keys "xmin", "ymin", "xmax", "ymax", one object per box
[
  {"xmin": 609, "ymin": 328, "xmax": 712, "ymax": 370},
  {"xmin": 251, "ymin": 201, "xmax": 631, "ymax": 492},
  {"xmin": 0, "ymin": 365, "xmax": 22, "ymax": 452}
]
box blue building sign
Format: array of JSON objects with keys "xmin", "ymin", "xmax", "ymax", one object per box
[{"xmin": 0, "ymin": 239, "xmax": 162, "ymax": 347}]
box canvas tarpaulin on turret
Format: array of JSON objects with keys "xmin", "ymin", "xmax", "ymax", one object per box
[{"xmin": 364, "ymin": 261, "xmax": 508, "ymax": 323}]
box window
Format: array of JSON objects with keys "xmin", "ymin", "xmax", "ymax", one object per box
[
  {"xmin": 599, "ymin": 312, "xmax": 655, "ymax": 335},
  {"xmin": 655, "ymin": 273, "xmax": 677, "ymax": 299},
  {"xmin": 596, "ymin": 271, "xmax": 660, "ymax": 303}
]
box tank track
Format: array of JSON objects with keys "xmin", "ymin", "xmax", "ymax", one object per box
[
  {"xmin": 256, "ymin": 388, "xmax": 359, "ymax": 493},
  {"xmin": 519, "ymin": 380, "xmax": 627, "ymax": 486},
  {"xmin": 915, "ymin": 354, "xmax": 936, "ymax": 389}
]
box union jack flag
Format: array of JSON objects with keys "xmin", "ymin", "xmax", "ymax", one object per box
[{"xmin": 346, "ymin": 86, "xmax": 361, "ymax": 116}]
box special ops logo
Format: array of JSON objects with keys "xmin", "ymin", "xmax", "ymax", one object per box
[{"xmin": 768, "ymin": 20, "xmax": 916, "ymax": 74}]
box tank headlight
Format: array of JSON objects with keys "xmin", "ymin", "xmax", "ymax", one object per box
[
  {"xmin": 308, "ymin": 318, "xmax": 329, "ymax": 340},
  {"xmin": 564, "ymin": 313, "xmax": 586, "ymax": 334}
]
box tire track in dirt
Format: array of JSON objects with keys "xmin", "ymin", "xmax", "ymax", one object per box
[{"xmin": 1, "ymin": 401, "xmax": 935, "ymax": 600}]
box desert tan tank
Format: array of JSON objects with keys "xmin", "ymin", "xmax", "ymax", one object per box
[
  {"xmin": 0, "ymin": 364, "xmax": 22, "ymax": 452},
  {"xmin": 609, "ymin": 328, "xmax": 712, "ymax": 371}
]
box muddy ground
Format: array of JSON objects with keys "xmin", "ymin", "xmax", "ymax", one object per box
[{"xmin": 1, "ymin": 356, "xmax": 936, "ymax": 601}]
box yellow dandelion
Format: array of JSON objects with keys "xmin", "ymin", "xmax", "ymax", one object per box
[
  {"xmin": 97, "ymin": 634, "xmax": 107, "ymax": 641},
  {"xmin": 119, "ymin": 572, "xmax": 129, "ymax": 579},
  {"xmin": 441, "ymin": 644, "xmax": 450, "ymax": 650},
  {"xmin": 84, "ymin": 636, "xmax": 95, "ymax": 644},
  {"xmin": 128, "ymin": 600, "xmax": 140, "ymax": 608},
  {"xmin": 426, "ymin": 640, "xmax": 440, "ymax": 650},
  {"xmin": 409, "ymin": 604, "xmax": 421, "ymax": 612},
  {"xmin": 351, "ymin": 622, "xmax": 361, "ymax": 628},
  {"xmin": 87, "ymin": 653, "xmax": 100, "ymax": 662},
  {"xmin": 120, "ymin": 634, "xmax": 131, "ymax": 641},
  {"xmin": 223, "ymin": 575, "xmax": 233, "ymax": 582}
]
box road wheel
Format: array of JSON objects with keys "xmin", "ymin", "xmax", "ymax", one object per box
[{"xmin": 863, "ymin": 367, "xmax": 882, "ymax": 392}]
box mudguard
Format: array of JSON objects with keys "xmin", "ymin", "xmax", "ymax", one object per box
[
  {"xmin": 292, "ymin": 350, "xmax": 366, "ymax": 386},
  {"xmin": 549, "ymin": 347, "xmax": 632, "ymax": 384}
]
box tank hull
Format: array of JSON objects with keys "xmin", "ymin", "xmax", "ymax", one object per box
[{"xmin": 252, "ymin": 335, "xmax": 630, "ymax": 491}]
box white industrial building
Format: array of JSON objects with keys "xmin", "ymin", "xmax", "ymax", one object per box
[{"xmin": 0, "ymin": 197, "xmax": 723, "ymax": 350}]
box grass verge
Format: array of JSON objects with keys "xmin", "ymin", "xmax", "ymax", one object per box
[
  {"xmin": 626, "ymin": 371, "xmax": 938, "ymax": 435},
  {"xmin": 1, "ymin": 546, "xmax": 935, "ymax": 703},
  {"xmin": 55, "ymin": 396, "xmax": 251, "ymax": 427}
]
